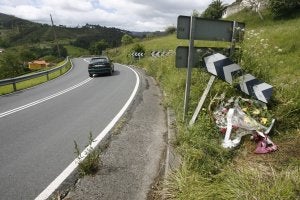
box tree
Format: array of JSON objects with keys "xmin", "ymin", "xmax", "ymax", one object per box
[
  {"xmin": 165, "ymin": 26, "xmax": 176, "ymax": 34},
  {"xmin": 0, "ymin": 51, "xmax": 24, "ymax": 78},
  {"xmin": 202, "ymin": 0, "xmax": 227, "ymax": 19},
  {"xmin": 121, "ymin": 34, "xmax": 133, "ymax": 46},
  {"xmin": 89, "ymin": 40, "xmax": 109, "ymax": 55},
  {"xmin": 192, "ymin": 9, "xmax": 201, "ymax": 17},
  {"xmin": 52, "ymin": 44, "xmax": 68, "ymax": 58},
  {"xmin": 0, "ymin": 38, "xmax": 10, "ymax": 48},
  {"xmin": 72, "ymin": 37, "xmax": 91, "ymax": 49},
  {"xmin": 269, "ymin": 0, "xmax": 300, "ymax": 18},
  {"xmin": 131, "ymin": 43, "xmax": 145, "ymax": 54},
  {"xmin": 19, "ymin": 50, "xmax": 36, "ymax": 62}
]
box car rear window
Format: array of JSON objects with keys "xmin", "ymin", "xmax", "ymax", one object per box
[{"xmin": 91, "ymin": 58, "xmax": 108, "ymax": 63}]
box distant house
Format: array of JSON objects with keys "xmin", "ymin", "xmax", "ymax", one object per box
[
  {"xmin": 0, "ymin": 48, "xmax": 4, "ymax": 53},
  {"xmin": 28, "ymin": 60, "xmax": 49, "ymax": 70}
]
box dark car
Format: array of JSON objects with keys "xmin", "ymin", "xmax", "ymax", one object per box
[{"xmin": 88, "ymin": 56, "xmax": 114, "ymax": 77}]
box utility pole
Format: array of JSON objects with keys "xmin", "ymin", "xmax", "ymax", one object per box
[{"xmin": 50, "ymin": 14, "xmax": 61, "ymax": 57}]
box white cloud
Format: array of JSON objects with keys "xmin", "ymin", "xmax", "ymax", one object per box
[
  {"xmin": 0, "ymin": 0, "xmax": 236, "ymax": 31},
  {"xmin": 41, "ymin": 0, "xmax": 93, "ymax": 12}
]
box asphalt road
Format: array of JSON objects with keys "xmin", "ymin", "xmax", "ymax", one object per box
[{"xmin": 0, "ymin": 58, "xmax": 138, "ymax": 200}]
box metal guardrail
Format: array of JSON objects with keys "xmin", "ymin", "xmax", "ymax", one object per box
[{"xmin": 0, "ymin": 57, "xmax": 70, "ymax": 92}]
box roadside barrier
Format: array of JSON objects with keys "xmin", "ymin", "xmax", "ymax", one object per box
[{"xmin": 0, "ymin": 57, "xmax": 70, "ymax": 92}]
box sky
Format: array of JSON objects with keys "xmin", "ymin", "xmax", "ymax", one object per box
[{"xmin": 0, "ymin": 0, "xmax": 236, "ymax": 32}]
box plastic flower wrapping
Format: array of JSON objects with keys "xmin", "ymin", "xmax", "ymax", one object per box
[{"xmin": 213, "ymin": 96, "xmax": 277, "ymax": 154}]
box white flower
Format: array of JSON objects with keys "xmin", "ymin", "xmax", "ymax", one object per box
[{"xmin": 278, "ymin": 49, "xmax": 283, "ymax": 52}]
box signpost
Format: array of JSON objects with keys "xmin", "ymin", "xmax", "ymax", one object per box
[
  {"xmin": 183, "ymin": 16, "xmax": 195, "ymax": 121},
  {"xmin": 177, "ymin": 15, "xmax": 245, "ymax": 121}
]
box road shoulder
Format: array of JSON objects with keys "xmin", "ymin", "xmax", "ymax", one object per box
[{"xmin": 64, "ymin": 68, "xmax": 167, "ymax": 200}]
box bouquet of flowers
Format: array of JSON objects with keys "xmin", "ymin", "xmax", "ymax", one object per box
[{"xmin": 212, "ymin": 96, "xmax": 277, "ymax": 154}]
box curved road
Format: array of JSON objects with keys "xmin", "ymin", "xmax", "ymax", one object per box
[{"xmin": 0, "ymin": 58, "xmax": 139, "ymax": 200}]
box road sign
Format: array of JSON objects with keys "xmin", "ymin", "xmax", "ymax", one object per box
[
  {"xmin": 132, "ymin": 52, "xmax": 144, "ymax": 57},
  {"xmin": 237, "ymin": 74, "xmax": 273, "ymax": 103},
  {"xmin": 177, "ymin": 15, "xmax": 245, "ymax": 42},
  {"xmin": 177, "ymin": 15, "xmax": 246, "ymax": 120},
  {"xmin": 203, "ymin": 53, "xmax": 242, "ymax": 84},
  {"xmin": 151, "ymin": 51, "xmax": 161, "ymax": 57},
  {"xmin": 151, "ymin": 50, "xmax": 174, "ymax": 58},
  {"xmin": 203, "ymin": 53, "xmax": 273, "ymax": 103},
  {"xmin": 176, "ymin": 46, "xmax": 234, "ymax": 68}
]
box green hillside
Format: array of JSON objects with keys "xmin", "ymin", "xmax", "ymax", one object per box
[
  {"xmin": 109, "ymin": 9, "xmax": 300, "ymax": 199},
  {"xmin": 0, "ymin": 13, "xmax": 129, "ymax": 79},
  {"xmin": 0, "ymin": 13, "xmax": 127, "ymax": 47}
]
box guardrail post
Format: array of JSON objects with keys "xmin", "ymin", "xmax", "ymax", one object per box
[
  {"xmin": 13, "ymin": 80, "xmax": 17, "ymax": 92},
  {"xmin": 46, "ymin": 71, "xmax": 50, "ymax": 81}
]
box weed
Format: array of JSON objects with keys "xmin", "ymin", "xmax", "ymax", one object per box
[{"xmin": 74, "ymin": 132, "xmax": 101, "ymax": 176}]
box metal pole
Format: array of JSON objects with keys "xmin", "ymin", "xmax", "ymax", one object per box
[
  {"xmin": 50, "ymin": 14, "xmax": 61, "ymax": 58},
  {"xmin": 183, "ymin": 16, "xmax": 195, "ymax": 121},
  {"xmin": 13, "ymin": 81, "xmax": 17, "ymax": 92},
  {"xmin": 189, "ymin": 75, "xmax": 215, "ymax": 126},
  {"xmin": 230, "ymin": 21, "xmax": 237, "ymax": 58}
]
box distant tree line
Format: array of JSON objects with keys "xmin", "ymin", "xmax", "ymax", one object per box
[{"xmin": 70, "ymin": 25, "xmax": 125, "ymax": 54}]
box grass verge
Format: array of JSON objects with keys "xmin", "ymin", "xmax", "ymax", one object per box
[
  {"xmin": 0, "ymin": 61, "xmax": 71, "ymax": 95},
  {"xmin": 109, "ymin": 9, "xmax": 300, "ymax": 200}
]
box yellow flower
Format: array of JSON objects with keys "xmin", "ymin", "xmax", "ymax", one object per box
[
  {"xmin": 252, "ymin": 109, "xmax": 260, "ymax": 115},
  {"xmin": 260, "ymin": 118, "xmax": 268, "ymax": 125},
  {"xmin": 242, "ymin": 108, "xmax": 248, "ymax": 112}
]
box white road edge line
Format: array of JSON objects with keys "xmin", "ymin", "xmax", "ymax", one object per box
[
  {"xmin": 0, "ymin": 78, "xmax": 93, "ymax": 119},
  {"xmin": 35, "ymin": 65, "xmax": 140, "ymax": 200}
]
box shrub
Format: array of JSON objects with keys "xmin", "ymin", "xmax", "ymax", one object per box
[
  {"xmin": 269, "ymin": 0, "xmax": 300, "ymax": 18},
  {"xmin": 165, "ymin": 26, "xmax": 176, "ymax": 34},
  {"xmin": 131, "ymin": 43, "xmax": 145, "ymax": 54}
]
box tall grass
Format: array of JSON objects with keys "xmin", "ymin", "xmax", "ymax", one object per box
[
  {"xmin": 109, "ymin": 9, "xmax": 300, "ymax": 199},
  {"xmin": 164, "ymin": 162, "xmax": 300, "ymax": 200}
]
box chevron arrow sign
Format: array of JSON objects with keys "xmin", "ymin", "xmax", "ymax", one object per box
[
  {"xmin": 132, "ymin": 52, "xmax": 144, "ymax": 57},
  {"xmin": 203, "ymin": 53, "xmax": 273, "ymax": 103},
  {"xmin": 203, "ymin": 53, "xmax": 242, "ymax": 84}
]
